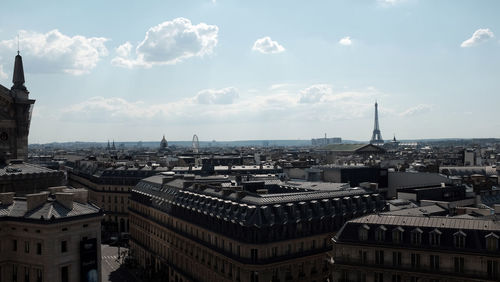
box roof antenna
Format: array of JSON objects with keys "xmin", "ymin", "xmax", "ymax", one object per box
[{"xmin": 17, "ymin": 34, "xmax": 20, "ymax": 55}]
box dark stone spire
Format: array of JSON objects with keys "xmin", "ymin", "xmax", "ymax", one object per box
[{"xmin": 12, "ymin": 52, "xmax": 27, "ymax": 91}]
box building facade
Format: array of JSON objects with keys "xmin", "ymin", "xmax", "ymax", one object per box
[
  {"xmin": 67, "ymin": 163, "xmax": 168, "ymax": 236},
  {"xmin": 331, "ymin": 214, "xmax": 500, "ymax": 282},
  {"xmin": 129, "ymin": 174, "xmax": 386, "ymax": 282},
  {"xmin": 0, "ymin": 188, "xmax": 103, "ymax": 282}
]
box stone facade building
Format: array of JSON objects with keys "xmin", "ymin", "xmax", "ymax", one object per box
[
  {"xmin": 331, "ymin": 214, "xmax": 500, "ymax": 282},
  {"xmin": 129, "ymin": 174, "xmax": 386, "ymax": 282},
  {"xmin": 68, "ymin": 162, "xmax": 168, "ymax": 235},
  {"xmin": 0, "ymin": 187, "xmax": 103, "ymax": 282}
]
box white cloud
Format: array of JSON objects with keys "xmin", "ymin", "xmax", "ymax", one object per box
[
  {"xmin": 252, "ymin": 37, "xmax": 285, "ymax": 54},
  {"xmin": 399, "ymin": 104, "xmax": 433, "ymax": 117},
  {"xmin": 194, "ymin": 87, "xmax": 239, "ymax": 104},
  {"xmin": 112, "ymin": 18, "xmax": 218, "ymax": 68},
  {"xmin": 60, "ymin": 84, "xmax": 380, "ymax": 125},
  {"xmin": 0, "ymin": 30, "xmax": 108, "ymax": 75},
  {"xmin": 339, "ymin": 36, "xmax": 352, "ymax": 46},
  {"xmin": 299, "ymin": 84, "xmax": 333, "ymax": 103},
  {"xmin": 461, "ymin": 28, "xmax": 494, "ymax": 48},
  {"xmin": 0, "ymin": 64, "xmax": 7, "ymax": 79},
  {"xmin": 378, "ymin": 0, "xmax": 407, "ymax": 6}
]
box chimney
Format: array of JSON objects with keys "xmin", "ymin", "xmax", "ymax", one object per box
[
  {"xmin": 256, "ymin": 189, "xmax": 268, "ymax": 195},
  {"xmin": 0, "ymin": 192, "xmax": 15, "ymax": 205},
  {"xmin": 494, "ymin": 204, "xmax": 500, "ymax": 215},
  {"xmin": 26, "ymin": 192, "xmax": 49, "ymax": 211},
  {"xmin": 55, "ymin": 193, "xmax": 74, "ymax": 210},
  {"xmin": 67, "ymin": 189, "xmax": 88, "ymax": 204},
  {"xmin": 48, "ymin": 186, "xmax": 67, "ymax": 195}
]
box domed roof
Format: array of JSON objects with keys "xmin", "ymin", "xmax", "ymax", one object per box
[{"xmin": 160, "ymin": 135, "xmax": 168, "ymax": 148}]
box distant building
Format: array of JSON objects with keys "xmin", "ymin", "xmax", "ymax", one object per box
[
  {"xmin": 0, "ymin": 187, "xmax": 103, "ymax": 282},
  {"xmin": 331, "ymin": 213, "xmax": 500, "ymax": 281},
  {"xmin": 308, "ymin": 165, "xmax": 388, "ymax": 188},
  {"xmin": 129, "ymin": 174, "xmax": 386, "ymax": 282},
  {"xmin": 160, "ymin": 135, "xmax": 168, "ymax": 151},
  {"xmin": 319, "ymin": 144, "xmax": 386, "ymax": 164},
  {"xmin": 464, "ymin": 149, "xmax": 476, "ymax": 166},
  {"xmin": 311, "ymin": 137, "xmax": 342, "ymax": 146}
]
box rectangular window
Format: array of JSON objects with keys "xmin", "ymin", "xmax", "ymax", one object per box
[
  {"xmin": 374, "ymin": 273, "xmax": 384, "ymax": 282},
  {"xmin": 13, "ymin": 239, "xmax": 17, "ymax": 251},
  {"xmin": 359, "ymin": 250, "xmax": 367, "ymax": 264},
  {"xmin": 487, "ymin": 260, "xmax": 498, "ymax": 279},
  {"xmin": 392, "ymin": 275, "xmax": 401, "ymax": 282},
  {"xmin": 250, "ymin": 271, "xmax": 259, "ymax": 282},
  {"xmin": 36, "ymin": 268, "xmax": 43, "ymax": 282},
  {"xmin": 411, "ymin": 253, "xmax": 421, "ymax": 269},
  {"xmin": 24, "ymin": 267, "xmax": 29, "ymax": 282},
  {"xmin": 12, "ymin": 265, "xmax": 18, "ymax": 282},
  {"xmin": 24, "ymin": 241, "xmax": 29, "ymax": 253},
  {"xmin": 454, "ymin": 257, "xmax": 464, "ymax": 273},
  {"xmin": 271, "ymin": 247, "xmax": 278, "ymax": 257},
  {"xmin": 61, "ymin": 241, "xmax": 67, "ymax": 253},
  {"xmin": 430, "ymin": 255, "xmax": 440, "ymax": 270},
  {"xmin": 61, "ymin": 266, "xmax": 69, "ymax": 282},
  {"xmin": 251, "ymin": 249, "xmax": 258, "ymax": 263},
  {"xmin": 375, "ymin": 250, "xmax": 384, "ymax": 265},
  {"xmin": 411, "ymin": 232, "xmax": 421, "ymax": 245},
  {"xmin": 392, "ymin": 252, "xmax": 402, "ymax": 266}
]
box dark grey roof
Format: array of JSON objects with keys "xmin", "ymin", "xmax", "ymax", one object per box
[
  {"xmin": 350, "ymin": 214, "xmax": 500, "ymax": 231},
  {"xmin": 0, "ymin": 163, "xmax": 56, "ymax": 177},
  {"xmin": 133, "ymin": 175, "xmax": 385, "ymax": 228},
  {"xmin": 0, "ymin": 199, "xmax": 100, "ymax": 221},
  {"xmin": 335, "ymin": 214, "xmax": 500, "ymax": 256}
]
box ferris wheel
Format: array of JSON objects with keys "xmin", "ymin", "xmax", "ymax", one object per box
[{"xmin": 192, "ymin": 134, "xmax": 200, "ymax": 153}]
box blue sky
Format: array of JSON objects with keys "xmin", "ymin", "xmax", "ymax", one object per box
[{"xmin": 0, "ymin": 0, "xmax": 499, "ymax": 143}]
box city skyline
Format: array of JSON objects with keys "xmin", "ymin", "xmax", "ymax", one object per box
[{"xmin": 1, "ymin": 0, "xmax": 499, "ymax": 143}]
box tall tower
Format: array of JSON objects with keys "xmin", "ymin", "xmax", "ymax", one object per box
[
  {"xmin": 370, "ymin": 101, "xmax": 384, "ymax": 145},
  {"xmin": 0, "ymin": 52, "xmax": 35, "ymax": 162}
]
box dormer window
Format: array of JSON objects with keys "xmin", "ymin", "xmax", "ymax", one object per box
[
  {"xmin": 429, "ymin": 229, "xmax": 442, "ymax": 246},
  {"xmin": 411, "ymin": 228, "xmax": 423, "ymax": 245},
  {"xmin": 375, "ymin": 225, "xmax": 387, "ymax": 242},
  {"xmin": 359, "ymin": 224, "xmax": 370, "ymax": 241},
  {"xmin": 454, "ymin": 230, "xmax": 467, "ymax": 248},
  {"xmin": 392, "ymin": 227, "xmax": 404, "ymax": 244},
  {"xmin": 485, "ymin": 233, "xmax": 499, "ymax": 251}
]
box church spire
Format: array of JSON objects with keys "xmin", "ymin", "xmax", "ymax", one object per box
[{"xmin": 12, "ymin": 52, "xmax": 27, "ymax": 91}]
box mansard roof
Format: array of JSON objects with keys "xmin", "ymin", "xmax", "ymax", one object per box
[
  {"xmin": 335, "ymin": 214, "xmax": 500, "ymax": 255},
  {"xmin": 133, "ymin": 175, "xmax": 385, "ymax": 228}
]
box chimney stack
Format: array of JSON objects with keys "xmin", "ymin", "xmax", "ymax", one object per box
[
  {"xmin": 55, "ymin": 193, "xmax": 74, "ymax": 210},
  {"xmin": 0, "ymin": 192, "xmax": 15, "ymax": 205},
  {"xmin": 26, "ymin": 192, "xmax": 49, "ymax": 211}
]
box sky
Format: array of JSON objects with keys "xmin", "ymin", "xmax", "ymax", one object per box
[{"xmin": 0, "ymin": 0, "xmax": 499, "ymax": 143}]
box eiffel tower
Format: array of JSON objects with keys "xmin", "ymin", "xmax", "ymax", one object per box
[{"xmin": 370, "ymin": 101, "xmax": 384, "ymax": 145}]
